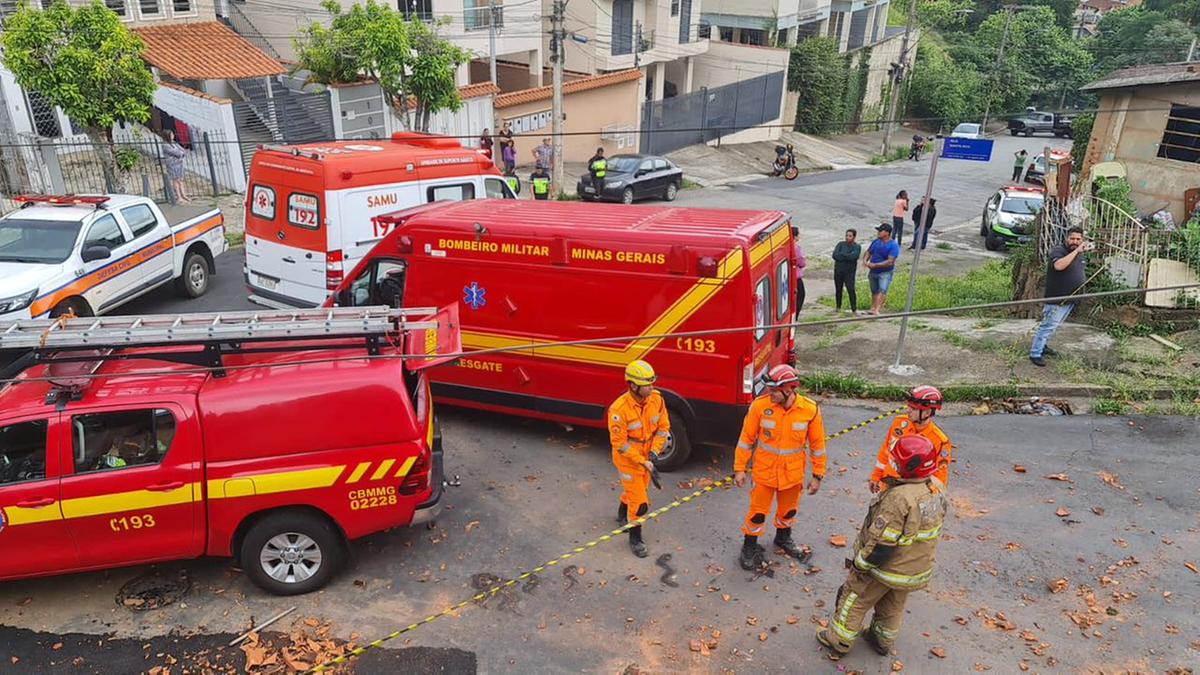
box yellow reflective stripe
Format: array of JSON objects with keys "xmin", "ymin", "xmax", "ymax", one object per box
[
  {"xmin": 872, "ymin": 622, "xmax": 899, "ymax": 640},
  {"xmin": 897, "ymin": 534, "xmax": 916, "ymax": 546},
  {"xmin": 208, "ymin": 465, "xmax": 344, "ymax": 499},
  {"xmin": 832, "ymin": 591, "xmax": 860, "ymax": 640},
  {"xmin": 346, "ymin": 462, "xmax": 371, "ymax": 484},
  {"xmin": 3, "ymin": 503, "xmax": 64, "ymax": 525},
  {"xmin": 394, "ymin": 456, "xmax": 417, "ymax": 479},
  {"xmin": 854, "ymin": 551, "xmax": 876, "ymax": 570},
  {"xmin": 370, "ymin": 459, "xmax": 396, "ymax": 482},
  {"xmin": 881, "ymin": 528, "xmax": 901, "ymax": 543},
  {"xmin": 61, "ymin": 482, "xmax": 197, "ymax": 519},
  {"xmin": 869, "ymin": 566, "xmax": 933, "ymax": 589},
  {"xmin": 915, "ymin": 524, "xmax": 942, "ymax": 542}
]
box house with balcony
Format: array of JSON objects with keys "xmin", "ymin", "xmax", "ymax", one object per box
[
  {"xmin": 702, "ymin": 0, "xmax": 890, "ymax": 52},
  {"xmin": 228, "ymin": 0, "xmax": 545, "ymax": 91},
  {"xmin": 553, "ymin": 0, "xmax": 710, "ymax": 101}
]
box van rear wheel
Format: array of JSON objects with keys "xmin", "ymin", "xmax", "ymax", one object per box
[
  {"xmin": 654, "ymin": 408, "xmax": 693, "ymax": 471},
  {"xmin": 240, "ymin": 511, "xmax": 343, "ymax": 596}
]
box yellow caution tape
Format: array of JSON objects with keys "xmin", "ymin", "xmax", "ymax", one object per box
[{"xmin": 308, "ymin": 405, "xmax": 904, "ymax": 672}]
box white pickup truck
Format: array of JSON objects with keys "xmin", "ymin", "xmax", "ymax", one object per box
[{"xmin": 0, "ymin": 194, "xmax": 226, "ymax": 319}]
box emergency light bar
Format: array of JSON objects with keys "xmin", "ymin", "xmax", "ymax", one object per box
[{"xmin": 14, "ymin": 194, "xmax": 110, "ymax": 208}]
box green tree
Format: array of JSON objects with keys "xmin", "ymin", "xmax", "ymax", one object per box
[
  {"xmin": 969, "ymin": 0, "xmax": 1078, "ymax": 31},
  {"xmin": 0, "ymin": 0, "xmax": 156, "ymax": 191},
  {"xmin": 1089, "ymin": 7, "xmax": 1197, "ymax": 75},
  {"xmin": 295, "ymin": 0, "xmax": 470, "ymax": 132},
  {"xmin": 905, "ymin": 39, "xmax": 986, "ymax": 128},
  {"xmin": 1143, "ymin": 0, "xmax": 1200, "ymax": 26}
]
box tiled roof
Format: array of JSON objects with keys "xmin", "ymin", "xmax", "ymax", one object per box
[
  {"xmin": 458, "ymin": 82, "xmax": 501, "ymax": 100},
  {"xmin": 158, "ymin": 80, "xmax": 232, "ymax": 104},
  {"xmin": 494, "ymin": 69, "xmax": 642, "ymax": 109},
  {"xmin": 134, "ymin": 22, "xmax": 285, "ymax": 81},
  {"xmin": 1082, "ymin": 62, "xmax": 1200, "ymax": 92}
]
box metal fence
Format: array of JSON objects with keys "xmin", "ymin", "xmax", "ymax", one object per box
[
  {"xmin": 639, "ymin": 71, "xmax": 786, "ymax": 156},
  {"xmin": 0, "ymin": 128, "xmax": 242, "ymax": 213},
  {"xmin": 1041, "ymin": 195, "xmax": 1200, "ymax": 309}
]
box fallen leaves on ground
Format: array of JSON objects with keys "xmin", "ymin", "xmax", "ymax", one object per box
[
  {"xmin": 974, "ymin": 608, "xmax": 1015, "ymax": 631},
  {"xmin": 1004, "ymin": 542, "xmax": 1022, "ymax": 551},
  {"xmin": 1091, "ymin": 506, "xmax": 1105, "ymax": 516},
  {"xmin": 238, "ymin": 619, "xmax": 354, "ymax": 673},
  {"xmin": 829, "ymin": 535, "xmax": 847, "ymax": 547},
  {"xmin": 1013, "ymin": 465, "xmax": 1027, "ymax": 473},
  {"xmin": 464, "ymin": 520, "xmax": 480, "ymax": 532},
  {"xmin": 930, "ymin": 647, "xmax": 946, "ymax": 658},
  {"xmin": 1166, "ymin": 624, "xmax": 1181, "ymax": 635},
  {"xmin": 1043, "ymin": 473, "xmax": 1072, "ymax": 482},
  {"xmin": 1185, "ymin": 562, "xmax": 1198, "ymax": 574},
  {"xmin": 1055, "ymin": 507, "xmax": 1071, "ymax": 517},
  {"xmin": 950, "ymin": 495, "xmax": 988, "ymax": 518},
  {"xmin": 1097, "ymin": 471, "xmax": 1124, "ymax": 490},
  {"xmin": 891, "ymin": 660, "xmax": 904, "ymax": 671},
  {"xmin": 1020, "ymin": 630, "xmax": 1038, "ymax": 642},
  {"xmin": 745, "ymin": 616, "xmax": 759, "ymax": 626}
]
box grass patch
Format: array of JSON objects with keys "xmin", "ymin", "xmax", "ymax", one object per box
[
  {"xmin": 1094, "ymin": 396, "xmax": 1128, "ymax": 413},
  {"xmin": 681, "ymin": 178, "xmax": 702, "ymax": 190},
  {"xmin": 935, "ymin": 242, "xmax": 953, "ymax": 250},
  {"xmin": 224, "ymin": 230, "xmax": 245, "ymax": 248},
  {"xmin": 800, "ymin": 370, "xmax": 1019, "ymax": 401},
  {"xmin": 816, "ymin": 258, "xmax": 1012, "ymax": 317},
  {"xmin": 557, "ymin": 191, "xmax": 580, "ymax": 201},
  {"xmin": 868, "ymin": 146, "xmax": 909, "ymax": 165},
  {"xmin": 811, "ymin": 323, "xmax": 862, "ymax": 350}
]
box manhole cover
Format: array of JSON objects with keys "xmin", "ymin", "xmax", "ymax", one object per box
[{"xmin": 116, "ymin": 569, "xmax": 191, "ymax": 611}]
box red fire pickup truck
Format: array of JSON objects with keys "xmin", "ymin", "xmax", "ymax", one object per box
[{"xmin": 0, "ymin": 306, "xmax": 458, "ymax": 595}]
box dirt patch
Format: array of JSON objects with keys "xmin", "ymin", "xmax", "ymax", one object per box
[{"xmin": 950, "ymin": 495, "xmax": 989, "ymax": 519}]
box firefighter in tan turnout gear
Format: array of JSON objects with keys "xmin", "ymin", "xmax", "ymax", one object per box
[{"xmin": 817, "ymin": 435, "xmax": 949, "ymax": 656}]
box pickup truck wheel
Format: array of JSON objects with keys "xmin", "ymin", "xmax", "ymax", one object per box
[
  {"xmin": 1009, "ymin": 130, "xmax": 1019, "ymax": 136},
  {"xmin": 654, "ymin": 408, "xmax": 693, "ymax": 471},
  {"xmin": 175, "ymin": 251, "xmax": 209, "ymax": 298},
  {"xmin": 241, "ymin": 512, "xmax": 343, "ymax": 595},
  {"xmin": 50, "ymin": 298, "xmax": 92, "ymax": 318}
]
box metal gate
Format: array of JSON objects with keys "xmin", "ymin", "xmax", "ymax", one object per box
[{"xmin": 639, "ymin": 71, "xmax": 785, "ymax": 156}]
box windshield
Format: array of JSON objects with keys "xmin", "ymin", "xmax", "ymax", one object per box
[
  {"xmin": 0, "ymin": 218, "xmax": 82, "ymax": 264},
  {"xmin": 1001, "ymin": 197, "xmax": 1043, "ymax": 215},
  {"xmin": 607, "ymin": 156, "xmax": 643, "ymax": 173},
  {"xmin": 955, "ymin": 124, "xmax": 979, "ymax": 134}
]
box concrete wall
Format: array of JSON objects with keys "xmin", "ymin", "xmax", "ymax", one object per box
[
  {"xmin": 80, "ymin": 0, "xmax": 217, "ymax": 25},
  {"xmin": 853, "ymin": 25, "xmax": 909, "ymax": 115},
  {"xmin": 468, "ymin": 61, "xmax": 547, "ymax": 92},
  {"xmin": 1084, "ymin": 85, "xmax": 1200, "ymax": 224},
  {"xmin": 691, "ymin": 41, "xmax": 788, "ymax": 144},
  {"xmin": 558, "ymin": 0, "xmax": 708, "ymax": 78},
  {"xmin": 495, "ymin": 76, "xmax": 642, "ymax": 163}
]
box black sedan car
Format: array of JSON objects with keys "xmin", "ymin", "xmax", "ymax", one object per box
[{"xmin": 577, "ymin": 154, "xmax": 684, "ymax": 204}]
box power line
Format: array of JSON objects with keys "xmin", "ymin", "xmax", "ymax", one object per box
[{"xmin": 3, "ymin": 282, "xmax": 1198, "ymax": 387}]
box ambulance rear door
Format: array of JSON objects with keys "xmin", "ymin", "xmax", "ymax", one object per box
[
  {"xmin": 331, "ymin": 181, "xmax": 424, "ymax": 274},
  {"xmin": 245, "ymin": 179, "xmax": 328, "ymax": 308},
  {"xmin": 747, "ymin": 218, "xmax": 794, "ymax": 396}
]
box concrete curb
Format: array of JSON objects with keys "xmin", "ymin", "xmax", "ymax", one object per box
[{"xmin": 816, "ymin": 383, "xmax": 1196, "ymax": 402}]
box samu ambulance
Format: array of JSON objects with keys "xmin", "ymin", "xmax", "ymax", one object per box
[
  {"xmin": 244, "ymin": 133, "xmax": 514, "ymax": 309},
  {"xmin": 329, "ymin": 199, "xmax": 799, "ymax": 470}
]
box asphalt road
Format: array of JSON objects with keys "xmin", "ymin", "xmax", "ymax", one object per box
[{"xmin": 2, "ymin": 405, "xmax": 1197, "ymax": 673}]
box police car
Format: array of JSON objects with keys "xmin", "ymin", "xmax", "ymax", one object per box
[
  {"xmin": 0, "ymin": 195, "xmax": 226, "ymax": 319},
  {"xmin": 980, "ymin": 185, "xmax": 1045, "ymax": 251}
]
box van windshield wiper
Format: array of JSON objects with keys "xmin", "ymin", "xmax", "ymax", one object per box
[{"xmin": 0, "ymin": 255, "xmax": 51, "ymax": 263}]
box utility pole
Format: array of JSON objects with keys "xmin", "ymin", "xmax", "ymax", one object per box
[
  {"xmin": 1188, "ymin": 36, "xmax": 1197, "ymax": 62},
  {"xmin": 891, "ymin": 136, "xmax": 942, "ymax": 374},
  {"xmin": 488, "ymin": 0, "xmax": 499, "ymax": 84},
  {"xmin": 980, "ymin": 9, "xmax": 1015, "ymax": 133},
  {"xmin": 550, "ymin": 0, "xmax": 566, "ymax": 199},
  {"xmin": 880, "ymin": 0, "xmax": 918, "ymax": 157}
]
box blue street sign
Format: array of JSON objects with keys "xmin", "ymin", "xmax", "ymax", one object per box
[{"xmin": 941, "ymin": 137, "xmax": 994, "ymax": 162}]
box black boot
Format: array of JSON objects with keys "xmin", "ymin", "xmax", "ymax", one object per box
[
  {"xmin": 616, "ymin": 502, "xmax": 628, "ymax": 525},
  {"xmin": 739, "ymin": 536, "xmax": 766, "ymax": 570},
  {"xmin": 773, "ymin": 528, "xmax": 812, "ymax": 563},
  {"xmin": 629, "ymin": 526, "xmax": 648, "ymax": 558}
]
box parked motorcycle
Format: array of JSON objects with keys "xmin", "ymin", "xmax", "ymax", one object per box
[
  {"xmin": 771, "ymin": 144, "xmax": 800, "ymax": 180},
  {"xmin": 909, "ymin": 135, "xmax": 927, "ymax": 161}
]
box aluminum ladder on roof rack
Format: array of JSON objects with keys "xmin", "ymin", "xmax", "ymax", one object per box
[{"xmin": 0, "ymin": 306, "xmax": 439, "ymax": 352}]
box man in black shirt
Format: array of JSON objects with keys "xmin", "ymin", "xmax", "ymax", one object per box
[{"xmin": 1030, "ymin": 226, "xmax": 1093, "ymax": 367}]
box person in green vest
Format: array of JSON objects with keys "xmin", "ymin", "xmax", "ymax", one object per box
[
  {"xmin": 588, "ymin": 147, "xmax": 607, "ymax": 192},
  {"xmin": 504, "ymin": 167, "xmax": 521, "ymax": 197},
  {"xmin": 530, "ymin": 165, "xmax": 550, "ymax": 200}
]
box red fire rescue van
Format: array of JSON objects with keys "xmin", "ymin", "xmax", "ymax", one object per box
[
  {"xmin": 0, "ymin": 306, "xmax": 458, "ymax": 595},
  {"xmin": 243, "ymin": 133, "xmax": 513, "ymax": 310},
  {"xmin": 329, "ymin": 200, "xmax": 797, "ymax": 469}
]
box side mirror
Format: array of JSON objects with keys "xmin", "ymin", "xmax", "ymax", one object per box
[
  {"xmin": 635, "ymin": 170, "xmax": 647, "ymax": 177},
  {"xmin": 81, "ymin": 244, "xmax": 111, "ymax": 263}
]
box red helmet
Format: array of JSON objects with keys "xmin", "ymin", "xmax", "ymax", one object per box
[
  {"xmin": 907, "ymin": 385, "xmax": 944, "ymax": 412},
  {"xmin": 764, "ymin": 364, "xmax": 800, "ymax": 388},
  {"xmin": 891, "ymin": 435, "xmax": 938, "ymax": 479}
]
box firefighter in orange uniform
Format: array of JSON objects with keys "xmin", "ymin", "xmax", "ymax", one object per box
[
  {"xmin": 609, "ymin": 360, "xmax": 670, "ymax": 558},
  {"xmin": 735, "ymin": 364, "xmax": 827, "ymax": 570},
  {"xmin": 869, "ymin": 386, "xmax": 952, "ymax": 494}
]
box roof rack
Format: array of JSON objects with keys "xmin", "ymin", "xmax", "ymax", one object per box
[
  {"xmin": 14, "ymin": 195, "xmax": 110, "ymax": 209},
  {"xmin": 0, "ymin": 306, "xmax": 438, "ymax": 383}
]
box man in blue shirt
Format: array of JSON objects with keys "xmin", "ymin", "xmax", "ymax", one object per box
[{"xmin": 863, "ymin": 222, "xmax": 900, "ymax": 315}]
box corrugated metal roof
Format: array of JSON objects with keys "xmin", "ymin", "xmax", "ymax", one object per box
[{"xmin": 1082, "ymin": 62, "xmax": 1200, "ymax": 92}]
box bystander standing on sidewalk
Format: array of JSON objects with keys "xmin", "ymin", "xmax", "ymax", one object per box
[
  {"xmin": 863, "ymin": 223, "xmax": 900, "ymax": 316},
  {"xmin": 1030, "ymin": 226, "xmax": 1093, "ymax": 367},
  {"xmin": 479, "ymin": 128, "xmax": 494, "ymax": 162},
  {"xmin": 501, "ymin": 142, "xmax": 517, "ymax": 178},
  {"xmin": 498, "ymin": 122, "xmax": 515, "ymax": 170},
  {"xmin": 892, "ymin": 190, "xmax": 909, "ymax": 247},
  {"xmin": 792, "ymin": 227, "xmax": 807, "ymax": 318},
  {"xmin": 533, "ymin": 137, "xmax": 554, "ymax": 178},
  {"xmin": 162, "ymin": 130, "xmax": 190, "ymax": 204},
  {"xmin": 832, "ymin": 229, "xmax": 861, "ymax": 313},
  {"xmin": 1013, "ymin": 149, "xmax": 1028, "ymax": 182},
  {"xmin": 910, "ymin": 198, "xmax": 937, "ymax": 251}
]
